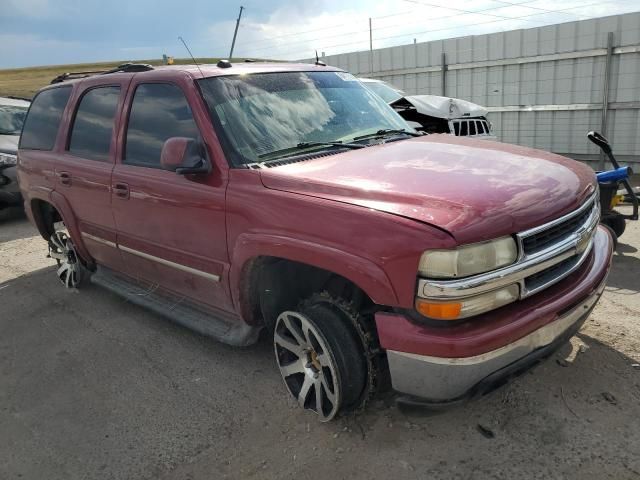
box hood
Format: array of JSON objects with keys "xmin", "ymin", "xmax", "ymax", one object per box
[
  {"xmin": 394, "ymin": 95, "xmax": 488, "ymax": 120},
  {"xmin": 259, "ymin": 135, "xmax": 596, "ymax": 244},
  {"xmin": 0, "ymin": 134, "xmax": 19, "ymax": 155}
]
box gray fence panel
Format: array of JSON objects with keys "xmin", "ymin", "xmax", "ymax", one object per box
[{"xmin": 303, "ymin": 12, "xmax": 640, "ymax": 168}]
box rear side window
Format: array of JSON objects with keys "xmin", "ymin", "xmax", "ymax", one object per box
[
  {"xmin": 124, "ymin": 83, "xmax": 199, "ymax": 168},
  {"xmin": 68, "ymin": 86, "xmax": 120, "ymax": 161},
  {"xmin": 20, "ymin": 86, "xmax": 72, "ymax": 150}
]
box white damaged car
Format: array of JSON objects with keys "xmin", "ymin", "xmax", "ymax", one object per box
[{"xmin": 359, "ymin": 78, "xmax": 496, "ymax": 140}]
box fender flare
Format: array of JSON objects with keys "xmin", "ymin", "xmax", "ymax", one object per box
[
  {"xmin": 46, "ymin": 191, "xmax": 94, "ymax": 265},
  {"xmin": 229, "ymin": 233, "xmax": 399, "ymax": 316}
]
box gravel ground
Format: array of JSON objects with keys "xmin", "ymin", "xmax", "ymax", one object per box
[{"xmin": 1, "ymin": 205, "xmax": 639, "ymax": 480}]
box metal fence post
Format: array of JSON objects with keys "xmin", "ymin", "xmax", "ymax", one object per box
[
  {"xmin": 441, "ymin": 52, "xmax": 447, "ymax": 96},
  {"xmin": 369, "ymin": 18, "xmax": 374, "ymax": 74},
  {"xmin": 599, "ymin": 32, "xmax": 614, "ymax": 170}
]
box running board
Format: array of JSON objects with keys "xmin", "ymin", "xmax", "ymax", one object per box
[{"xmin": 91, "ymin": 266, "xmax": 260, "ymax": 347}]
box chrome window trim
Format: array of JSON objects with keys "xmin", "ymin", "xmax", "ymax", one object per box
[{"xmin": 418, "ymin": 193, "xmax": 599, "ymax": 300}]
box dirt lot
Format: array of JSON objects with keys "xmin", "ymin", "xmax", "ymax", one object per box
[{"xmin": 1, "ymin": 206, "xmax": 639, "ymax": 480}]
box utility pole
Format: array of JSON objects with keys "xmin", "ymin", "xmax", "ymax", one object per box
[
  {"xmin": 599, "ymin": 31, "xmax": 614, "ymax": 170},
  {"xmin": 369, "ymin": 17, "xmax": 373, "ymax": 74},
  {"xmin": 229, "ymin": 5, "xmax": 244, "ymax": 60}
]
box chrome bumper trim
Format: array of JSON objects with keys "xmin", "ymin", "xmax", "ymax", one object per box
[
  {"xmin": 418, "ymin": 194, "xmax": 599, "ymax": 300},
  {"xmin": 388, "ymin": 273, "xmax": 607, "ymax": 401}
]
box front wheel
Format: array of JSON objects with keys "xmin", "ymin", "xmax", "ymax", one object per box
[
  {"xmin": 273, "ymin": 296, "xmax": 370, "ymax": 422},
  {"xmin": 607, "ymin": 213, "xmax": 626, "ymax": 238}
]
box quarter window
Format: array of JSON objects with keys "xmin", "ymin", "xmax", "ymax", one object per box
[
  {"xmin": 69, "ymin": 86, "xmax": 120, "ymax": 161},
  {"xmin": 20, "ymin": 86, "xmax": 72, "ymax": 150},
  {"xmin": 124, "ymin": 83, "xmax": 199, "ymax": 168}
]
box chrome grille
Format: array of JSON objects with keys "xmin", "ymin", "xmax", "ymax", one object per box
[
  {"xmin": 451, "ymin": 118, "xmax": 492, "ymax": 137},
  {"xmin": 521, "ymin": 205, "xmax": 594, "ymax": 256},
  {"xmin": 516, "ymin": 193, "xmax": 599, "ymax": 297},
  {"xmin": 523, "ymin": 255, "xmax": 582, "ymax": 293}
]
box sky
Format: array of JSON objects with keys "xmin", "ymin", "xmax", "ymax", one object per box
[{"xmin": 1, "ymin": 0, "xmax": 639, "ymax": 68}]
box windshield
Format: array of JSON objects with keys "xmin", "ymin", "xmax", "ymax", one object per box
[
  {"xmin": 0, "ymin": 105, "xmax": 28, "ymax": 135},
  {"xmin": 361, "ymin": 81, "xmax": 404, "ymax": 104},
  {"xmin": 198, "ymin": 71, "xmax": 412, "ymax": 165}
]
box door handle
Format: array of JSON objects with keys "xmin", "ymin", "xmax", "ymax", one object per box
[
  {"xmin": 58, "ymin": 171, "xmax": 71, "ymax": 186},
  {"xmin": 113, "ymin": 182, "xmax": 130, "ymax": 199}
]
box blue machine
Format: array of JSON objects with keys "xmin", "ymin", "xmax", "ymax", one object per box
[{"xmin": 588, "ymin": 131, "xmax": 638, "ymax": 242}]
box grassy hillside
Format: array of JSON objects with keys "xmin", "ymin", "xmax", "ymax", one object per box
[{"xmin": 0, "ymin": 58, "xmax": 272, "ymax": 98}]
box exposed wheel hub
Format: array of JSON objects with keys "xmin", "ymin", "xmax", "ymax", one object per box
[
  {"xmin": 274, "ymin": 311, "xmax": 341, "ymax": 422},
  {"xmin": 49, "ymin": 230, "xmax": 82, "ymax": 289}
]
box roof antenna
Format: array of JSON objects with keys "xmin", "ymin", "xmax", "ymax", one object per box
[
  {"xmin": 178, "ymin": 36, "xmax": 205, "ymax": 78},
  {"xmin": 315, "ymin": 50, "xmax": 326, "ymax": 66}
]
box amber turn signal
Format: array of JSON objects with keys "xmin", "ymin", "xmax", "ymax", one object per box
[{"xmin": 415, "ymin": 299, "xmax": 462, "ymax": 320}]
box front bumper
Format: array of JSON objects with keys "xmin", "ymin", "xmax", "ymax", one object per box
[
  {"xmin": 0, "ymin": 166, "xmax": 22, "ymax": 208},
  {"xmin": 377, "ymin": 226, "xmax": 613, "ymax": 404}
]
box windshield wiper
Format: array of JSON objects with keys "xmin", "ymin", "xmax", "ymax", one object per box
[
  {"xmin": 352, "ymin": 129, "xmax": 422, "ymax": 142},
  {"xmin": 258, "ymin": 140, "xmax": 364, "ymax": 160}
]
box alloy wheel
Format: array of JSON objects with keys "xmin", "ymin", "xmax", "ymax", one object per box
[
  {"xmin": 49, "ymin": 230, "xmax": 82, "ymax": 288},
  {"xmin": 274, "ymin": 311, "xmax": 341, "ymax": 422}
]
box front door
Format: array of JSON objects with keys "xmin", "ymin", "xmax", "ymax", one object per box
[{"xmin": 111, "ymin": 82, "xmax": 232, "ymax": 312}]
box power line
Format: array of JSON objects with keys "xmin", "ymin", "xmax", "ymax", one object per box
[
  {"xmin": 488, "ymin": 0, "xmax": 592, "ymax": 19},
  {"xmin": 238, "ymin": 0, "xmax": 547, "ymax": 55},
  {"xmin": 400, "ymin": 0, "xmax": 581, "ymax": 24},
  {"xmin": 236, "ymin": 10, "xmax": 416, "ymax": 49},
  {"xmin": 266, "ymin": 0, "xmax": 632, "ymax": 59}
]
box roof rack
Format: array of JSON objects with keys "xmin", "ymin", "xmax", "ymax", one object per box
[
  {"xmin": 50, "ymin": 63, "xmax": 154, "ymax": 84},
  {"xmin": 6, "ymin": 95, "xmax": 32, "ymax": 102}
]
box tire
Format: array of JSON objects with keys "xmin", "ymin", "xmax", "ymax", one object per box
[
  {"xmin": 607, "ymin": 214, "xmax": 626, "ymax": 238},
  {"xmin": 48, "ymin": 224, "xmax": 87, "ymax": 289},
  {"xmin": 273, "ymin": 295, "xmax": 371, "ymax": 422},
  {"xmin": 601, "ymin": 223, "xmax": 618, "ymax": 250}
]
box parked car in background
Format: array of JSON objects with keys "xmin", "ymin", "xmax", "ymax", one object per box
[
  {"xmin": 18, "ymin": 63, "xmax": 612, "ymax": 422},
  {"xmin": 0, "ymin": 96, "xmax": 30, "ymax": 211},
  {"xmin": 359, "ymin": 78, "xmax": 496, "ymax": 139}
]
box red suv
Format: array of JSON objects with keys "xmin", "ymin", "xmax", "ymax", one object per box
[{"xmin": 17, "ymin": 62, "xmax": 612, "ymax": 421}]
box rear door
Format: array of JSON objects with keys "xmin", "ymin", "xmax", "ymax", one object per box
[
  {"xmin": 17, "ymin": 85, "xmax": 73, "ymax": 208},
  {"xmin": 53, "ymin": 77, "xmax": 130, "ymax": 270},
  {"xmin": 110, "ymin": 79, "xmax": 232, "ymax": 311}
]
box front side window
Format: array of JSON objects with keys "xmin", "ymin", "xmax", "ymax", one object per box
[
  {"xmin": 68, "ymin": 86, "xmax": 120, "ymax": 161},
  {"xmin": 125, "ymin": 83, "xmax": 199, "ymax": 168},
  {"xmin": 20, "ymin": 86, "xmax": 72, "ymax": 150},
  {"xmin": 0, "ymin": 104, "xmax": 28, "ymax": 135},
  {"xmin": 198, "ymin": 71, "xmax": 411, "ymax": 166}
]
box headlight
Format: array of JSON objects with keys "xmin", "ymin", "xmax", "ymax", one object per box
[
  {"xmin": 415, "ymin": 284, "xmax": 519, "ymax": 320},
  {"xmin": 418, "ymin": 236, "xmax": 517, "ymax": 279},
  {"xmin": 0, "ymin": 152, "xmax": 17, "ymax": 168}
]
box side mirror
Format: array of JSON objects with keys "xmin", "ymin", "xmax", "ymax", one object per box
[
  {"xmin": 587, "ymin": 131, "xmax": 611, "ymax": 154},
  {"xmin": 160, "ymin": 137, "xmax": 211, "ymax": 175}
]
